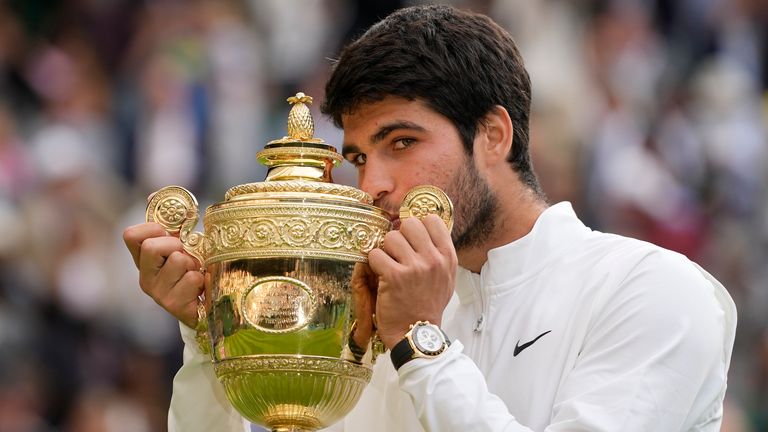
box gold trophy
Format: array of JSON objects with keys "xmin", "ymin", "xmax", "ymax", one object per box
[{"xmin": 145, "ymin": 93, "xmax": 453, "ymax": 432}]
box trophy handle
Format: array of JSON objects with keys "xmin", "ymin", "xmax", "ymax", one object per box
[
  {"xmin": 145, "ymin": 185, "xmax": 211, "ymax": 354},
  {"xmin": 399, "ymin": 185, "xmax": 454, "ymax": 232},
  {"xmin": 145, "ymin": 185, "xmax": 206, "ymax": 265}
]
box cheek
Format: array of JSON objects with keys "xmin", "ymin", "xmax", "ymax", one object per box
[
  {"xmin": 397, "ymin": 165, "xmax": 443, "ymax": 196},
  {"xmin": 419, "ymin": 154, "xmax": 464, "ymax": 188},
  {"xmin": 417, "ymin": 148, "xmax": 459, "ymax": 176}
]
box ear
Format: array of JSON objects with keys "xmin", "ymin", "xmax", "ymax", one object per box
[{"xmin": 474, "ymin": 105, "xmax": 513, "ymax": 166}]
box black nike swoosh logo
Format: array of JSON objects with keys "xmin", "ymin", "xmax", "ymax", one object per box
[{"xmin": 513, "ymin": 330, "xmax": 551, "ymax": 357}]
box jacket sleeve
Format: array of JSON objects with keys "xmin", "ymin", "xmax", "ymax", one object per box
[
  {"xmin": 398, "ymin": 341, "xmax": 536, "ymax": 431},
  {"xmin": 398, "ymin": 252, "xmax": 736, "ymax": 431},
  {"xmin": 168, "ymin": 323, "xmax": 251, "ymax": 432},
  {"xmin": 546, "ymin": 253, "xmax": 736, "ymax": 431}
]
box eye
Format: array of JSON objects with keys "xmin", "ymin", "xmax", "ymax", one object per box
[
  {"xmin": 393, "ymin": 138, "xmax": 415, "ymax": 150},
  {"xmin": 348, "ymin": 153, "xmax": 366, "ymax": 167}
]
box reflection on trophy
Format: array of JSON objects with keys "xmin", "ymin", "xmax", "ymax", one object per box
[{"xmin": 145, "ymin": 93, "xmax": 453, "ymax": 432}]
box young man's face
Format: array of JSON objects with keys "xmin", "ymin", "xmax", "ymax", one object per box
[{"xmin": 341, "ymin": 96, "xmax": 497, "ymax": 249}]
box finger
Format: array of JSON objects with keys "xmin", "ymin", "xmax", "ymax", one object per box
[
  {"xmin": 173, "ymin": 270, "xmax": 205, "ymax": 304},
  {"xmin": 364, "ymin": 264, "xmax": 379, "ymax": 293},
  {"xmin": 380, "ymin": 230, "xmax": 417, "ymax": 264},
  {"xmin": 151, "ymin": 251, "xmax": 198, "ymax": 299},
  {"xmin": 422, "ymin": 214, "xmax": 455, "ymax": 257},
  {"xmin": 368, "ymin": 247, "xmax": 401, "ymax": 277},
  {"xmin": 164, "ymin": 270, "xmax": 205, "ymax": 328},
  {"xmin": 138, "ymin": 236, "xmax": 185, "ymax": 277},
  {"xmin": 351, "ymin": 263, "xmax": 370, "ymax": 286},
  {"xmin": 124, "ymin": 223, "xmax": 168, "ymax": 268},
  {"xmin": 398, "ymin": 216, "xmax": 435, "ymax": 254},
  {"xmin": 351, "ymin": 263, "xmax": 378, "ymax": 293},
  {"xmin": 352, "ymin": 284, "xmax": 373, "ymax": 324}
]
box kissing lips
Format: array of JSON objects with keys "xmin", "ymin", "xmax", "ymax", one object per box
[{"xmin": 375, "ymin": 200, "xmax": 401, "ymax": 230}]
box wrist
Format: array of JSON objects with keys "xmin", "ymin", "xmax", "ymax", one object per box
[{"xmin": 380, "ymin": 330, "xmax": 408, "ymax": 350}]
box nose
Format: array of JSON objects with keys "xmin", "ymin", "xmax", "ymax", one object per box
[{"xmin": 358, "ymin": 160, "xmax": 394, "ymax": 204}]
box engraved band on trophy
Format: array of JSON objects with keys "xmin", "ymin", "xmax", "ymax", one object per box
[{"xmin": 145, "ymin": 93, "xmax": 453, "ymax": 432}]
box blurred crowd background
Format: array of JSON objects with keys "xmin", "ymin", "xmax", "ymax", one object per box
[{"xmin": 0, "ymin": 0, "xmax": 766, "ymax": 431}]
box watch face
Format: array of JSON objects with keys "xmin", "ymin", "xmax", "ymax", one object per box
[{"xmin": 412, "ymin": 324, "xmax": 445, "ymax": 355}]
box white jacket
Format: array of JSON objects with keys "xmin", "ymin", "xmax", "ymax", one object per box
[{"xmin": 169, "ymin": 202, "xmax": 737, "ymax": 431}]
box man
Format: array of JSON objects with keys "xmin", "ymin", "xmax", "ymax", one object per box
[{"xmin": 124, "ymin": 5, "xmax": 736, "ymax": 431}]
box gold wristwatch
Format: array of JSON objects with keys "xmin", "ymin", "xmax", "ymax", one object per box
[{"xmin": 391, "ymin": 321, "xmax": 450, "ymax": 370}]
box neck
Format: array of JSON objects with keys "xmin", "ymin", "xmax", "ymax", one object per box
[{"xmin": 456, "ymin": 185, "xmax": 547, "ymax": 273}]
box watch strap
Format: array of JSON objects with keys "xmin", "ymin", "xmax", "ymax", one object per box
[{"xmin": 390, "ymin": 336, "xmax": 415, "ymax": 371}]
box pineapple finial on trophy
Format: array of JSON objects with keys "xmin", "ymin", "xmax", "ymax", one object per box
[
  {"xmin": 286, "ymin": 92, "xmax": 315, "ymax": 141},
  {"xmin": 257, "ymin": 92, "xmax": 343, "ymax": 183}
]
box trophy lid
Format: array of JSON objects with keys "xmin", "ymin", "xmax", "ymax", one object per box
[{"xmin": 225, "ymin": 93, "xmax": 372, "ymax": 205}]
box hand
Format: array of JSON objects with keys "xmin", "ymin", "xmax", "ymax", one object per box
[
  {"xmin": 368, "ymin": 214, "xmax": 457, "ymax": 349},
  {"xmin": 349, "ymin": 263, "xmax": 378, "ymax": 349},
  {"xmin": 123, "ymin": 222, "xmax": 203, "ymax": 328}
]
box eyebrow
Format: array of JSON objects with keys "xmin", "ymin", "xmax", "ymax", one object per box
[
  {"xmin": 342, "ymin": 120, "xmax": 427, "ymax": 158},
  {"xmin": 341, "ymin": 143, "xmax": 361, "ymax": 159}
]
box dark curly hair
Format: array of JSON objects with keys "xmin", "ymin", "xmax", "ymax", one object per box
[{"xmin": 322, "ymin": 4, "xmax": 541, "ymax": 193}]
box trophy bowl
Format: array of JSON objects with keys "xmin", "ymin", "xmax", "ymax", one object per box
[{"xmin": 145, "ymin": 93, "xmax": 453, "ymax": 432}]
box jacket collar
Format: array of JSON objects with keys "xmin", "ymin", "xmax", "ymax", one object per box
[{"xmin": 455, "ymin": 202, "xmax": 590, "ymax": 304}]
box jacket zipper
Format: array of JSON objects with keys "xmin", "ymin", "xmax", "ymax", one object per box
[{"xmin": 469, "ymin": 273, "xmax": 488, "ymax": 360}]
